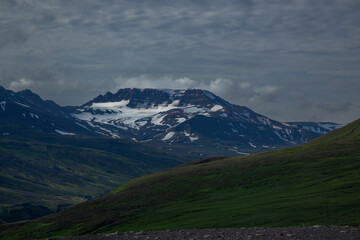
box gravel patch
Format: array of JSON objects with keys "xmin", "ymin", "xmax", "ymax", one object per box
[{"xmin": 57, "ymin": 226, "xmax": 360, "ymax": 240}]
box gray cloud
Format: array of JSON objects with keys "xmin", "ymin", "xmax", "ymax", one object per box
[
  {"xmin": 0, "ymin": 28, "xmax": 29, "ymax": 49},
  {"xmin": 0, "ymin": 0, "xmax": 359, "ymax": 122},
  {"xmin": 251, "ymin": 85, "xmax": 280, "ymax": 102},
  {"xmin": 318, "ymin": 102, "xmax": 353, "ymax": 114},
  {"xmin": 8, "ymin": 78, "xmax": 35, "ymax": 91}
]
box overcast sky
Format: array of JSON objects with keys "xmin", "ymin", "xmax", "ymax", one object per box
[{"xmin": 1, "ymin": 0, "xmax": 359, "ymax": 123}]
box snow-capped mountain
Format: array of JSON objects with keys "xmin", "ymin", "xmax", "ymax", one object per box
[
  {"xmin": 72, "ymin": 88, "xmax": 339, "ymax": 152},
  {"xmin": 0, "ymin": 86, "xmax": 343, "ymax": 154},
  {"xmin": 73, "ymin": 88, "xmax": 235, "ymax": 139},
  {"xmin": 287, "ymin": 122, "xmax": 344, "ymax": 134}
]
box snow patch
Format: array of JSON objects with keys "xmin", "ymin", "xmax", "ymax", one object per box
[
  {"xmin": 210, "ymin": 105, "xmax": 223, "ymax": 112},
  {"xmin": 29, "ymin": 113, "xmax": 39, "ymax": 119},
  {"xmin": 91, "ymin": 100, "xmax": 130, "ymax": 109},
  {"xmin": 257, "ymin": 116, "xmax": 271, "ymax": 125},
  {"xmin": 55, "ymin": 130, "xmax": 76, "ymax": 136},
  {"xmin": 303, "ymin": 126, "xmax": 326, "ymax": 134},
  {"xmin": 0, "ymin": 101, "xmax": 5, "ymax": 111},
  {"xmin": 14, "ymin": 101, "xmax": 30, "ymax": 108},
  {"xmin": 199, "ymin": 112, "xmax": 211, "ymax": 117},
  {"xmin": 272, "ymin": 125, "xmax": 282, "ymax": 130},
  {"xmin": 151, "ymin": 114, "xmax": 167, "ymax": 126},
  {"xmin": 75, "ymin": 122, "xmax": 91, "ymax": 130},
  {"xmin": 248, "ymin": 142, "xmax": 256, "ymax": 148},
  {"xmin": 189, "ymin": 136, "xmax": 199, "ymax": 142},
  {"xmin": 184, "ymin": 106, "xmax": 204, "ymax": 113},
  {"xmin": 176, "ymin": 117, "xmax": 186, "ymax": 124},
  {"xmin": 285, "ymin": 128, "xmax": 290, "ymax": 135},
  {"xmin": 317, "ymin": 122, "xmax": 344, "ymax": 130},
  {"xmin": 171, "ymin": 100, "xmax": 180, "ymax": 106},
  {"xmin": 75, "ymin": 100, "xmax": 194, "ymax": 130},
  {"xmin": 229, "ymin": 148, "xmax": 249, "ymax": 155},
  {"xmin": 162, "ymin": 132, "xmax": 175, "ymax": 141},
  {"xmin": 136, "ymin": 120, "xmax": 148, "ymax": 127},
  {"xmin": 239, "ymin": 112, "xmax": 250, "ymax": 118},
  {"xmin": 274, "ymin": 131, "xmax": 296, "ymax": 144}
]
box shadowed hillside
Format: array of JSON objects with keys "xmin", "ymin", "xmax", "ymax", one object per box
[
  {"xmin": 1, "ymin": 119, "xmax": 360, "ymax": 239},
  {"xmin": 0, "ymin": 130, "xmax": 187, "ymax": 224}
]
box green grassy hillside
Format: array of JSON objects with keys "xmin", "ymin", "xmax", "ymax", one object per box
[
  {"xmin": 0, "ymin": 131, "xmax": 186, "ymax": 224},
  {"xmin": 1, "ymin": 119, "xmax": 360, "ymax": 239}
]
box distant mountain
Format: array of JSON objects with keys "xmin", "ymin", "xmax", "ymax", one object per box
[
  {"xmin": 3, "ymin": 118, "xmax": 358, "ymax": 239},
  {"xmin": 0, "ymin": 86, "xmax": 343, "ymax": 155},
  {"xmin": 0, "ymin": 86, "xmax": 96, "ymax": 136},
  {"xmin": 72, "ymin": 88, "xmax": 342, "ymax": 153},
  {"xmin": 287, "ymin": 121, "xmax": 343, "ymax": 134}
]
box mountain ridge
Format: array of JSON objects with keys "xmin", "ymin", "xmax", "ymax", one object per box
[
  {"xmin": 0, "ymin": 85, "xmax": 343, "ymax": 155},
  {"xmin": 0, "ymin": 86, "xmax": 97, "ymax": 136}
]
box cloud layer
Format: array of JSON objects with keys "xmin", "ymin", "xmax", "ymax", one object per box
[{"xmin": 0, "ymin": 0, "xmax": 359, "ymax": 122}]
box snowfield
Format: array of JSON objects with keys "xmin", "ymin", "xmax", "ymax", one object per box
[{"xmin": 73, "ymin": 100, "xmax": 221, "ymax": 130}]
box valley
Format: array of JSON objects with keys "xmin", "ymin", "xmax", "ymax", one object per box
[{"xmin": 0, "ymin": 131, "xmax": 188, "ymax": 224}]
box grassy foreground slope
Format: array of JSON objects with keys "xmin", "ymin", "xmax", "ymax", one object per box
[
  {"xmin": 0, "ymin": 132, "xmax": 185, "ymax": 224},
  {"xmin": 2, "ymin": 119, "xmax": 360, "ymax": 239}
]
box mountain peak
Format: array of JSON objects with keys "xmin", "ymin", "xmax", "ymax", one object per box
[
  {"xmin": 17, "ymin": 89, "xmax": 43, "ymax": 101},
  {"xmin": 18, "ymin": 88, "xmax": 34, "ymax": 94},
  {"xmin": 85, "ymin": 88, "xmax": 226, "ymax": 108}
]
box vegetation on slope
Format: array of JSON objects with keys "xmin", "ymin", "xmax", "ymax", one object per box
[
  {"xmin": 0, "ymin": 129, "xmax": 186, "ymax": 224},
  {"xmin": 1, "ymin": 120, "xmax": 360, "ymax": 239}
]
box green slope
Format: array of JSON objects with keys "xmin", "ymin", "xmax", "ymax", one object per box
[
  {"xmin": 2, "ymin": 119, "xmax": 360, "ymax": 239},
  {"xmin": 0, "ymin": 131, "xmax": 186, "ymax": 224}
]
